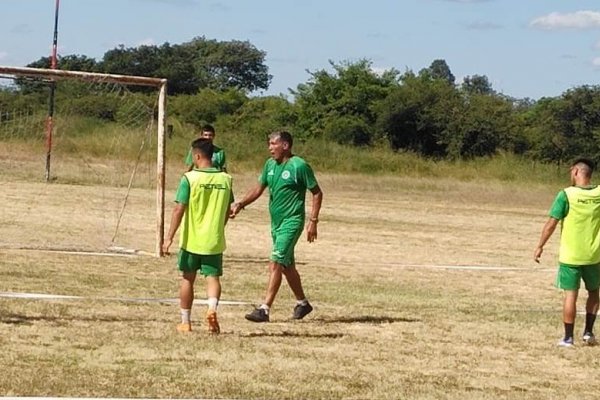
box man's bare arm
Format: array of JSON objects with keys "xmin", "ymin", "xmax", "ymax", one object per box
[
  {"xmin": 163, "ymin": 203, "xmax": 186, "ymax": 255},
  {"xmin": 231, "ymin": 183, "xmax": 267, "ymax": 216},
  {"xmin": 534, "ymin": 217, "xmax": 559, "ymax": 263},
  {"xmin": 306, "ymin": 185, "xmax": 323, "ymax": 243}
]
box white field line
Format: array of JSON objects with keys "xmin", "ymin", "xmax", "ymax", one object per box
[
  {"xmin": 329, "ymin": 261, "xmax": 556, "ymax": 272},
  {"xmin": 0, "ymin": 292, "xmax": 250, "ymax": 306},
  {"xmin": 0, "ymin": 245, "xmax": 555, "ymax": 271},
  {"xmin": 0, "ymin": 244, "xmax": 145, "ymax": 258}
]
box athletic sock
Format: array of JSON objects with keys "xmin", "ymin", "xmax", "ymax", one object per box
[
  {"xmin": 584, "ymin": 313, "xmax": 597, "ymax": 334},
  {"xmin": 296, "ymin": 298, "xmax": 308, "ymax": 306},
  {"xmin": 207, "ymin": 297, "xmax": 219, "ymax": 311},
  {"xmin": 181, "ymin": 309, "xmax": 191, "ymax": 324},
  {"xmin": 564, "ymin": 322, "xmax": 575, "ymax": 340},
  {"xmin": 259, "ymin": 304, "xmax": 270, "ymax": 314}
]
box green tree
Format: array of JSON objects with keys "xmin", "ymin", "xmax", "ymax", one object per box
[
  {"xmin": 100, "ymin": 43, "xmax": 182, "ymax": 94},
  {"xmin": 27, "ymin": 54, "xmax": 99, "ymax": 71},
  {"xmin": 220, "ymin": 95, "xmax": 297, "ymax": 139},
  {"xmin": 375, "ymin": 72, "xmax": 459, "ymax": 156},
  {"xmin": 98, "ymin": 37, "xmax": 270, "ymax": 95},
  {"xmin": 19, "ymin": 55, "xmax": 100, "ymax": 94},
  {"xmin": 183, "ymin": 37, "xmax": 271, "ymax": 92},
  {"xmin": 292, "ymin": 59, "xmax": 399, "ymax": 144},
  {"xmin": 169, "ymin": 88, "xmax": 247, "ymax": 126},
  {"xmin": 443, "ymin": 94, "xmax": 517, "ymax": 158},
  {"xmin": 461, "ymin": 74, "xmax": 494, "ymax": 96},
  {"xmin": 525, "ymin": 86, "xmax": 600, "ymax": 163},
  {"xmin": 419, "ymin": 59, "xmax": 455, "ymax": 85}
]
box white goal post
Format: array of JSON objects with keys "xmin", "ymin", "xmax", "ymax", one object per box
[{"xmin": 0, "ymin": 65, "xmax": 168, "ymax": 257}]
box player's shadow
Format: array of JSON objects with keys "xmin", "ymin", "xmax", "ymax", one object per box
[
  {"xmin": 238, "ymin": 315, "xmax": 418, "ymax": 338},
  {"xmin": 315, "ymin": 315, "xmax": 420, "ymax": 324},
  {"xmin": 240, "ymin": 331, "xmax": 344, "ymax": 339}
]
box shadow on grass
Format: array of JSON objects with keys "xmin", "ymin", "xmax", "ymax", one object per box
[
  {"xmin": 0, "ymin": 312, "xmax": 170, "ymax": 325},
  {"xmin": 240, "ymin": 331, "xmax": 344, "ymax": 338},
  {"xmin": 314, "ymin": 315, "xmax": 420, "ymax": 324},
  {"xmin": 236, "ymin": 315, "xmax": 419, "ymax": 338}
]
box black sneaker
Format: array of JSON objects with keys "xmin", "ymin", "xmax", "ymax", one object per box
[
  {"xmin": 583, "ymin": 332, "xmax": 597, "ymax": 346},
  {"xmin": 292, "ymin": 302, "xmax": 313, "ymax": 320},
  {"xmin": 245, "ymin": 307, "xmax": 269, "ymax": 323}
]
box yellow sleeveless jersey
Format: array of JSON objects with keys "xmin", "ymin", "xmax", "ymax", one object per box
[
  {"xmin": 560, "ymin": 185, "xmax": 600, "ymax": 265},
  {"xmin": 179, "ymin": 169, "xmax": 232, "ymax": 255}
]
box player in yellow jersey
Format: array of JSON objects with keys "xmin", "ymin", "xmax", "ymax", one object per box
[
  {"xmin": 164, "ymin": 138, "xmax": 234, "ymax": 334},
  {"xmin": 535, "ymin": 158, "xmax": 600, "ymax": 347}
]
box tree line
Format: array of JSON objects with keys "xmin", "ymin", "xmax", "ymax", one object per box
[{"xmin": 2, "ymin": 36, "xmax": 600, "ymax": 165}]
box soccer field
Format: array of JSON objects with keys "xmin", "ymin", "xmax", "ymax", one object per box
[{"xmin": 1, "ymin": 172, "xmax": 600, "ymax": 399}]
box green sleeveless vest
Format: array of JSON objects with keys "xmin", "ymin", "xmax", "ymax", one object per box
[
  {"xmin": 180, "ymin": 169, "xmax": 232, "ymax": 255},
  {"xmin": 560, "ymin": 185, "xmax": 600, "ymax": 265}
]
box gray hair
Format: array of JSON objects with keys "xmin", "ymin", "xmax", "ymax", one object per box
[{"xmin": 269, "ymin": 131, "xmax": 293, "ymax": 148}]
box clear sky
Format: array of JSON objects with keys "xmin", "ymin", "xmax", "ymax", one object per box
[{"xmin": 1, "ymin": 0, "xmax": 600, "ymax": 100}]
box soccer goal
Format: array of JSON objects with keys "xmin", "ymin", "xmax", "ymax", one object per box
[{"xmin": 0, "ymin": 66, "xmax": 167, "ymax": 257}]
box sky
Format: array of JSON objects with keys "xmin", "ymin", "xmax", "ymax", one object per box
[{"xmin": 1, "ymin": 0, "xmax": 600, "ymax": 100}]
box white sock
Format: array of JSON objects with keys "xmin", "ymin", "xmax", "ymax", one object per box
[
  {"xmin": 180, "ymin": 309, "xmax": 191, "ymax": 323},
  {"xmin": 296, "ymin": 298, "xmax": 308, "ymax": 306},
  {"xmin": 259, "ymin": 304, "xmax": 270, "ymax": 314},
  {"xmin": 207, "ymin": 297, "xmax": 219, "ymax": 311}
]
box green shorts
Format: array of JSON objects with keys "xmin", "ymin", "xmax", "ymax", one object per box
[
  {"xmin": 177, "ymin": 249, "xmax": 223, "ymax": 277},
  {"xmin": 555, "ymin": 264, "xmax": 600, "ymax": 291},
  {"xmin": 270, "ymin": 217, "xmax": 303, "ymax": 268}
]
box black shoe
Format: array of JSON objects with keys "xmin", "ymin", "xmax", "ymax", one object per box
[
  {"xmin": 293, "ymin": 302, "xmax": 313, "ymax": 320},
  {"xmin": 245, "ymin": 307, "xmax": 269, "ymax": 323},
  {"xmin": 583, "ymin": 332, "xmax": 597, "ymax": 346}
]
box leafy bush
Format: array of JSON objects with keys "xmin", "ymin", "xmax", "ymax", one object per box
[
  {"xmin": 323, "ymin": 114, "xmax": 371, "ymax": 146},
  {"xmin": 169, "ymin": 88, "xmax": 247, "ymax": 126},
  {"xmin": 65, "ymin": 95, "xmax": 120, "ymax": 121}
]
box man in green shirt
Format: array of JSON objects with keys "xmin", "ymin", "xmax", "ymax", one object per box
[
  {"xmin": 164, "ymin": 138, "xmax": 233, "ymax": 334},
  {"xmin": 232, "ymin": 131, "xmax": 323, "ymax": 322},
  {"xmin": 534, "ymin": 157, "xmax": 600, "ymax": 347},
  {"xmin": 184, "ymin": 124, "xmax": 227, "ymax": 172}
]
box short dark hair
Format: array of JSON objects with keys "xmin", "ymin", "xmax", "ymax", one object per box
[
  {"xmin": 572, "ymin": 157, "xmax": 596, "ymax": 173},
  {"xmin": 191, "ymin": 138, "xmax": 214, "ymax": 159},
  {"xmin": 269, "ymin": 130, "xmax": 293, "ymax": 148},
  {"xmin": 201, "ymin": 124, "xmax": 215, "ymax": 134}
]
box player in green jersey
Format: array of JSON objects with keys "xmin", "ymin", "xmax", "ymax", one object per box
[
  {"xmin": 164, "ymin": 138, "xmax": 234, "ymax": 334},
  {"xmin": 184, "ymin": 124, "xmax": 227, "ymax": 172},
  {"xmin": 534, "ymin": 157, "xmax": 600, "ymax": 347},
  {"xmin": 232, "ymin": 131, "xmax": 323, "ymax": 322}
]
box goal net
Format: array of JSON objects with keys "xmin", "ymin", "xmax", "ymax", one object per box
[{"xmin": 0, "ymin": 66, "xmax": 167, "ymax": 257}]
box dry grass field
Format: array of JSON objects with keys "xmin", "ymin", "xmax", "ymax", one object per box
[{"xmin": 2, "ymin": 159, "xmax": 600, "ymax": 399}]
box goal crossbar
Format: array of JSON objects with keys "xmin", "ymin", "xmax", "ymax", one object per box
[
  {"xmin": 0, "ymin": 66, "xmax": 166, "ymax": 87},
  {"xmin": 0, "ymin": 65, "xmax": 168, "ymax": 257}
]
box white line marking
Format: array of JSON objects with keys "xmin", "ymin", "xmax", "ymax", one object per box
[
  {"xmin": 1, "ymin": 245, "xmax": 552, "ymax": 271},
  {"xmin": 331, "ymin": 261, "xmax": 555, "ymax": 272},
  {"xmin": 0, "ymin": 244, "xmax": 153, "ymax": 257},
  {"xmin": 0, "ymin": 292, "xmax": 250, "ymax": 306}
]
